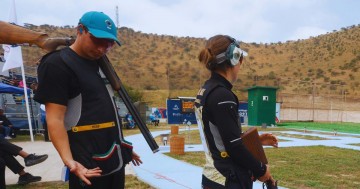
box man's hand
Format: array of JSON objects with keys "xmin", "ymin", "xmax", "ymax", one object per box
[
  {"xmin": 67, "ymin": 160, "xmax": 102, "ymax": 185},
  {"xmin": 131, "ymin": 151, "xmax": 143, "ymax": 166},
  {"xmin": 260, "ymin": 133, "xmax": 278, "ymax": 148}
]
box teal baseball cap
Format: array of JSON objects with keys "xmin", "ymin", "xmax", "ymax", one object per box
[{"xmin": 79, "ymin": 11, "xmax": 121, "ymax": 46}]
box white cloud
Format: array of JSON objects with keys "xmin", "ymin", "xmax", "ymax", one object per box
[{"xmin": 0, "ymin": 0, "xmax": 359, "ymax": 43}]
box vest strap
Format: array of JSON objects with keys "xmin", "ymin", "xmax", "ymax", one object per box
[{"xmin": 71, "ymin": 121, "xmax": 115, "ymax": 132}]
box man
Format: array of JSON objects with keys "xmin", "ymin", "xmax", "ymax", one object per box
[
  {"xmin": 149, "ymin": 113, "xmax": 159, "ymax": 126},
  {"xmin": 34, "ymin": 11, "xmax": 141, "ymax": 189},
  {"xmin": 0, "ymin": 137, "xmax": 48, "ymax": 185},
  {"xmin": 0, "ymin": 109, "xmax": 15, "ymax": 139}
]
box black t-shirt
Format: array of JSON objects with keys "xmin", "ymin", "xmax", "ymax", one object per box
[
  {"xmin": 34, "ymin": 49, "xmax": 124, "ymax": 176},
  {"xmin": 34, "ymin": 51, "xmax": 81, "ymax": 106}
]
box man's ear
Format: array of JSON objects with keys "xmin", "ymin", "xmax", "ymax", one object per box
[{"xmin": 78, "ymin": 24, "xmax": 84, "ymax": 34}]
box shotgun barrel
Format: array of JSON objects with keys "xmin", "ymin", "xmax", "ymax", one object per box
[{"xmin": 98, "ymin": 55, "xmax": 159, "ymax": 153}]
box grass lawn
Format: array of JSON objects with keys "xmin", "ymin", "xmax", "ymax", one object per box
[
  {"xmin": 164, "ymin": 124, "xmax": 360, "ymax": 189},
  {"xmin": 8, "ymin": 134, "xmax": 46, "ymax": 142},
  {"xmin": 9, "ymin": 122, "xmax": 360, "ymax": 188},
  {"xmin": 167, "ymin": 146, "xmax": 360, "ymax": 189},
  {"xmin": 277, "ymin": 122, "xmax": 360, "ymax": 134}
]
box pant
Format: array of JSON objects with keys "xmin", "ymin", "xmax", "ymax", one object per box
[
  {"xmin": 0, "ymin": 156, "xmax": 5, "ymax": 189},
  {"xmin": 0, "ymin": 137, "xmax": 22, "ymax": 156},
  {"xmin": 0, "ymin": 126, "xmax": 16, "ymax": 138},
  {"xmin": 0, "ymin": 152, "xmax": 24, "ymax": 175},
  {"xmin": 69, "ymin": 166, "xmax": 125, "ymax": 189},
  {"xmin": 202, "ymin": 179, "xmax": 253, "ymax": 189},
  {"xmin": 0, "ymin": 126, "xmax": 10, "ymax": 137},
  {"xmin": 202, "ymin": 170, "xmax": 253, "ymax": 189}
]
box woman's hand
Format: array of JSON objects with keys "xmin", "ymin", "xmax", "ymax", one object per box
[
  {"xmin": 258, "ymin": 164, "xmax": 271, "ymax": 182},
  {"xmin": 259, "ymin": 133, "xmax": 278, "ymax": 148},
  {"xmin": 67, "ymin": 160, "xmax": 102, "ymax": 185},
  {"xmin": 131, "ymin": 151, "xmax": 143, "ymax": 166}
]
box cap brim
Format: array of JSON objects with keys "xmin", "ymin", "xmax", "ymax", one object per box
[{"xmin": 88, "ymin": 28, "xmax": 121, "ymax": 46}]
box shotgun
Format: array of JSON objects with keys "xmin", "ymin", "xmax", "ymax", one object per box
[
  {"xmin": 0, "ymin": 20, "xmax": 74, "ymax": 52},
  {"xmin": 0, "ymin": 20, "xmax": 159, "ymax": 152},
  {"xmin": 98, "ymin": 55, "xmax": 159, "ymax": 153}
]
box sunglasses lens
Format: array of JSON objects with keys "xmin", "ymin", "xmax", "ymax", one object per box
[{"xmin": 90, "ymin": 35, "xmax": 114, "ymax": 48}]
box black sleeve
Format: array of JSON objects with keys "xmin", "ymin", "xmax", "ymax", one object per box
[
  {"xmin": 206, "ymin": 87, "xmax": 266, "ymax": 178},
  {"xmin": 0, "ymin": 115, "xmax": 12, "ymax": 126},
  {"xmin": 34, "ymin": 53, "xmax": 75, "ymax": 106}
]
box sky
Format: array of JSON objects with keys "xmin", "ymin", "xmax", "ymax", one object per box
[{"xmin": 0, "ymin": 0, "xmax": 359, "ymax": 43}]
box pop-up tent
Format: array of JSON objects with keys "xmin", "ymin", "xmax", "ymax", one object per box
[
  {"xmin": 0, "ymin": 82, "xmax": 34, "ymax": 140},
  {"xmin": 0, "ymin": 82, "xmax": 31, "ymax": 94}
]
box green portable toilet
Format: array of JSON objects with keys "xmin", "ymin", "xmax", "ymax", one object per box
[{"xmin": 247, "ymin": 86, "xmax": 277, "ymax": 126}]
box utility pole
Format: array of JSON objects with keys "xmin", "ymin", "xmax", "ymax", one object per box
[
  {"xmin": 115, "ymin": 6, "xmax": 119, "ymax": 28},
  {"xmin": 344, "ymin": 91, "xmax": 348, "ymax": 122},
  {"xmin": 341, "ymin": 86, "xmax": 344, "ymax": 122},
  {"xmin": 167, "ymin": 64, "xmax": 170, "ymax": 98},
  {"xmin": 312, "ymin": 82, "xmax": 315, "ymax": 121},
  {"xmin": 297, "ymin": 81, "xmax": 299, "ymax": 121}
]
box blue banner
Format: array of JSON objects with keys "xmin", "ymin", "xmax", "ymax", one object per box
[{"xmin": 167, "ymin": 99, "xmax": 196, "ymax": 124}]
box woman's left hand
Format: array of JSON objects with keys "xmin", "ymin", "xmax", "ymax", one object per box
[
  {"xmin": 260, "ymin": 133, "xmax": 278, "ymax": 148},
  {"xmin": 131, "ymin": 151, "xmax": 143, "ymax": 166}
]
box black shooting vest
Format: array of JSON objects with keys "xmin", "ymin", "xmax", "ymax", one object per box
[
  {"xmin": 195, "ymin": 74, "xmax": 242, "ymax": 188},
  {"xmin": 60, "ymin": 47, "xmax": 123, "ymax": 176}
]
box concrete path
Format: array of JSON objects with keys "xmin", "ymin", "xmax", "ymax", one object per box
[{"xmin": 5, "ymin": 128, "xmax": 360, "ymax": 188}]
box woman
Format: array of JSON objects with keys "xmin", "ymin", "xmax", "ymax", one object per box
[{"xmin": 195, "ymin": 35, "xmax": 278, "ymax": 188}]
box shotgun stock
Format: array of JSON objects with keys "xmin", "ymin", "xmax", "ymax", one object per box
[
  {"xmin": 0, "ymin": 20, "xmax": 74, "ymax": 52},
  {"xmin": 98, "ymin": 55, "xmax": 159, "ymax": 153}
]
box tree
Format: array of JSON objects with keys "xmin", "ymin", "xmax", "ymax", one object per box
[{"xmin": 123, "ymin": 84, "xmax": 143, "ymax": 102}]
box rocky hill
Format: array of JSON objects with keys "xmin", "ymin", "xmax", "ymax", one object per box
[{"xmin": 4, "ymin": 23, "xmax": 360, "ymax": 106}]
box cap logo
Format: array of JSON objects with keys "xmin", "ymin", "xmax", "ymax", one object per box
[{"xmin": 105, "ymin": 20, "xmax": 112, "ymax": 30}]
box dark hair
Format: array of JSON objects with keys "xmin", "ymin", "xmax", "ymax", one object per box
[{"xmin": 198, "ymin": 35, "xmax": 233, "ymax": 72}]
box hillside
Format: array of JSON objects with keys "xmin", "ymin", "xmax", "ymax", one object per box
[{"xmin": 3, "ymin": 23, "xmax": 360, "ymax": 107}]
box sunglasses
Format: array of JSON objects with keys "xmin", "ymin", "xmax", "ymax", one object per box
[
  {"xmin": 80, "ymin": 25, "xmax": 115, "ymax": 49},
  {"xmin": 89, "ymin": 34, "xmax": 115, "ymax": 49}
]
